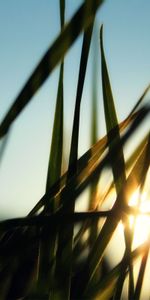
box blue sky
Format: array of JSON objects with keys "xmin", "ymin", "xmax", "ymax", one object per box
[{"xmin": 0, "ymin": 0, "xmax": 150, "ymax": 217}]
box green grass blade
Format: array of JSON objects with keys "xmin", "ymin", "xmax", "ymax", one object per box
[
  {"xmin": 0, "ymin": 0, "xmax": 104, "ymax": 139},
  {"xmin": 101, "ymin": 132, "xmax": 149, "ymax": 209},
  {"xmin": 29, "ymin": 108, "xmax": 145, "ymax": 217},
  {"xmin": 100, "ymin": 25, "xmax": 134, "ymax": 298},
  {"xmin": 45, "ymin": 64, "xmax": 64, "ymax": 206},
  {"xmin": 72, "ymin": 120, "xmax": 149, "ymax": 297},
  {"xmin": 88, "ymin": 41, "xmax": 99, "ymax": 256},
  {"xmin": 37, "ymin": 1, "xmax": 65, "ymax": 296},
  {"xmin": 60, "ymin": 0, "xmax": 65, "ymax": 29},
  {"xmin": 1, "ymin": 108, "xmax": 147, "ymax": 252},
  {"xmin": 55, "ymin": 16, "xmax": 95, "ymax": 299},
  {"xmin": 0, "ymin": 107, "xmax": 148, "ymax": 299},
  {"xmin": 68, "ymin": 22, "xmax": 95, "ymax": 170},
  {"xmin": 100, "ymin": 25, "xmax": 126, "ymax": 194}
]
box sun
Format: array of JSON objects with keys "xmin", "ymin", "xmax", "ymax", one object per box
[{"xmin": 128, "ymin": 189, "xmax": 150, "ymax": 247}]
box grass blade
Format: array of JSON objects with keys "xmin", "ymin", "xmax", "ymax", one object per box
[
  {"xmin": 37, "ymin": 1, "xmax": 65, "ymax": 296},
  {"xmin": 84, "ymin": 241, "xmax": 150, "ymax": 299},
  {"xmin": 100, "ymin": 25, "xmax": 134, "ymax": 299},
  {"xmin": 100, "ymin": 25, "xmax": 126, "ymax": 194},
  {"xmin": 0, "ymin": 107, "xmax": 148, "ymax": 299},
  {"xmin": 45, "ymin": 63, "xmax": 64, "ymax": 207},
  {"xmin": 55, "ymin": 14, "xmax": 95, "ymax": 299},
  {"xmin": 0, "ymin": 0, "xmax": 104, "ymax": 139},
  {"xmin": 128, "ymin": 83, "xmax": 150, "ymax": 118},
  {"xmin": 29, "ymin": 108, "xmax": 145, "ymax": 217},
  {"xmin": 0, "ymin": 131, "xmax": 10, "ymax": 165},
  {"xmin": 88, "ymin": 40, "xmax": 99, "ymax": 260},
  {"xmin": 133, "ymin": 134, "xmax": 150, "ymax": 300},
  {"xmin": 133, "ymin": 247, "xmax": 150, "ymax": 300},
  {"xmin": 72, "ymin": 112, "xmax": 149, "ymax": 298}
]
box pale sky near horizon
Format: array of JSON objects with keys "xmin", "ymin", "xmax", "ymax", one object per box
[{"xmin": 0, "ymin": 0, "xmax": 150, "ymax": 218}]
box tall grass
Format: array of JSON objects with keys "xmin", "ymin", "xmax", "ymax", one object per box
[{"xmin": 0, "ymin": 1, "xmax": 150, "ymax": 299}]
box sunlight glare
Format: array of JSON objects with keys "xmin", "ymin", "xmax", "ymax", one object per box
[{"xmin": 129, "ymin": 189, "xmax": 150, "ymax": 247}]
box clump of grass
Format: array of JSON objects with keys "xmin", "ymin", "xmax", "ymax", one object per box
[{"xmin": 0, "ymin": 1, "xmax": 150, "ymax": 299}]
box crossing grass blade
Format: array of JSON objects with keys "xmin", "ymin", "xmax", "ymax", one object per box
[
  {"xmin": 0, "ymin": 0, "xmax": 104, "ymax": 139},
  {"xmin": 84, "ymin": 241, "xmax": 150, "ymax": 299},
  {"xmin": 133, "ymin": 134, "xmax": 150, "ymax": 300},
  {"xmin": 101, "ymin": 132, "xmax": 150, "ymax": 204},
  {"xmin": 134, "ymin": 246, "xmax": 150, "ymax": 300},
  {"xmin": 0, "ymin": 107, "xmax": 143, "ymax": 262},
  {"xmin": 0, "ymin": 106, "xmax": 149, "ymax": 299},
  {"xmin": 0, "ymin": 3, "xmax": 150, "ymax": 296},
  {"xmin": 29, "ymin": 107, "xmax": 145, "ymax": 217},
  {"xmin": 72, "ymin": 110, "xmax": 149, "ymax": 298},
  {"xmin": 128, "ymin": 83, "xmax": 150, "ymax": 118}
]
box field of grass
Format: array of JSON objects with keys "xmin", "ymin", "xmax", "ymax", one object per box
[{"xmin": 0, "ymin": 1, "xmax": 150, "ymax": 299}]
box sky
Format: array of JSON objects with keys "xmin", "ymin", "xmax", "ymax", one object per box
[{"xmin": 0, "ymin": 0, "xmax": 150, "ymax": 219}]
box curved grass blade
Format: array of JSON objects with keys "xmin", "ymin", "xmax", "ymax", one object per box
[{"xmin": 0, "ymin": 0, "xmax": 104, "ymax": 139}]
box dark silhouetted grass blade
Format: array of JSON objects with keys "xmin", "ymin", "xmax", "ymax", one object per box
[
  {"xmin": 100, "ymin": 25, "xmax": 134, "ymax": 300},
  {"xmin": 0, "ymin": 1, "xmax": 150, "ymax": 298},
  {"xmin": 133, "ymin": 134, "xmax": 150, "ymax": 300},
  {"xmin": 0, "ymin": 106, "xmax": 149, "ymax": 298},
  {"xmin": 29, "ymin": 108, "xmax": 145, "ymax": 217},
  {"xmin": 84, "ymin": 241, "xmax": 150, "ymax": 299},
  {"xmin": 88, "ymin": 40, "xmax": 100, "ymax": 277},
  {"xmin": 0, "ymin": 131, "xmax": 10, "ymax": 165},
  {"xmin": 100, "ymin": 25, "xmax": 126, "ymax": 195},
  {"xmin": 55, "ymin": 13, "xmax": 95, "ymax": 299},
  {"xmin": 37, "ymin": 1, "xmax": 65, "ymax": 296},
  {"xmin": 72, "ymin": 108, "xmax": 149, "ymax": 298},
  {"xmin": 0, "ymin": 0, "xmax": 104, "ymax": 139}
]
